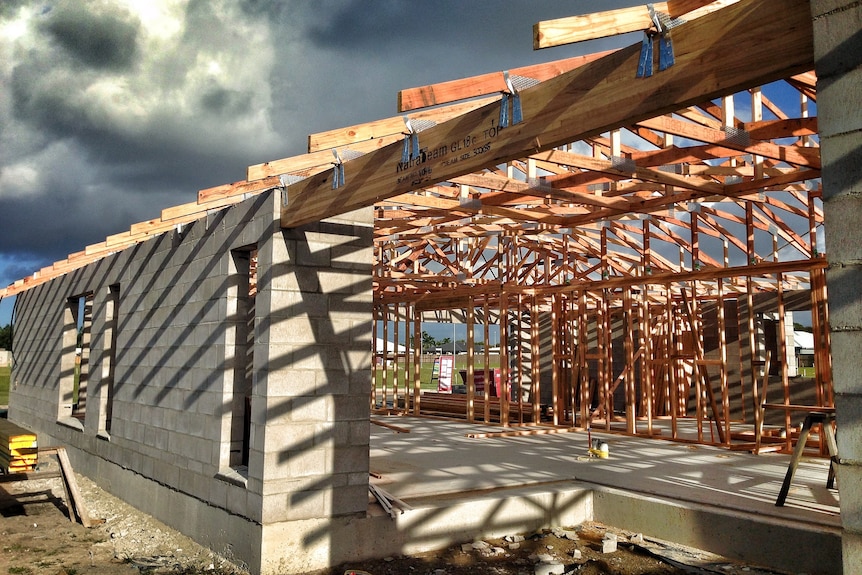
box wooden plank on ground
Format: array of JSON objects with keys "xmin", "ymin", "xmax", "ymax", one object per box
[
  {"xmin": 55, "ymin": 447, "xmax": 98, "ymax": 528},
  {"xmin": 280, "ymin": 0, "xmax": 813, "ymax": 229}
]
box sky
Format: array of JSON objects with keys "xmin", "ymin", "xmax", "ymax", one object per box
[{"xmin": 0, "ymin": 0, "xmax": 639, "ymax": 327}]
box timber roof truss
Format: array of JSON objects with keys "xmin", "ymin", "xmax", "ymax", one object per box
[{"xmin": 1, "ymin": 0, "xmax": 821, "ymax": 308}]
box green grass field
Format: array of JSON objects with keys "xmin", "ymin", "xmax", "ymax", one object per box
[
  {"xmin": 374, "ymin": 355, "xmax": 501, "ymax": 391},
  {"xmin": 0, "ymin": 365, "xmax": 10, "ymax": 406}
]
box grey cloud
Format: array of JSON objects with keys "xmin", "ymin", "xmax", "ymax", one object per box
[
  {"xmin": 41, "ymin": 1, "xmax": 140, "ymax": 70},
  {"xmin": 0, "ymin": 0, "xmax": 30, "ymax": 19}
]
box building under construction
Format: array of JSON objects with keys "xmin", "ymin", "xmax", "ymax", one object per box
[{"xmin": 2, "ymin": 1, "xmax": 860, "ymax": 573}]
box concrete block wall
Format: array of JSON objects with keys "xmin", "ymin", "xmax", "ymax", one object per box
[
  {"xmin": 8, "ymin": 192, "xmax": 374, "ymax": 573},
  {"xmin": 253, "ymin": 207, "xmax": 373, "ymax": 528},
  {"xmin": 811, "ymin": 1, "xmax": 862, "ymax": 572},
  {"xmin": 10, "ymin": 193, "xmax": 274, "ymax": 487}
]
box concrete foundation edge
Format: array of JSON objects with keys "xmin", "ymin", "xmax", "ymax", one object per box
[
  {"xmin": 54, "ymin": 443, "xmax": 843, "ymax": 575},
  {"xmin": 261, "ymin": 483, "xmax": 595, "ymax": 574},
  {"xmin": 62, "ymin": 444, "xmax": 264, "ymax": 573},
  {"xmin": 591, "ymin": 485, "xmax": 842, "ymax": 575}
]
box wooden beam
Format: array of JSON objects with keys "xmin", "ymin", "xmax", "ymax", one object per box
[
  {"xmin": 398, "ymin": 52, "xmax": 614, "ymax": 112},
  {"xmin": 280, "ymin": 0, "xmax": 813, "ymax": 229},
  {"xmin": 312, "ymin": 97, "xmax": 496, "ymax": 152},
  {"xmin": 197, "ymin": 176, "xmax": 281, "ymax": 204},
  {"xmin": 533, "ymin": 0, "xmax": 739, "ymax": 50},
  {"xmin": 535, "ymin": 149, "xmax": 726, "ymax": 195},
  {"xmin": 636, "ymin": 116, "xmax": 821, "ymax": 168}
]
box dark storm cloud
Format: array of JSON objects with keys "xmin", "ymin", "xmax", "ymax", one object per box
[
  {"xmin": 305, "ymin": 0, "xmax": 633, "ymax": 52},
  {"xmin": 41, "ymin": 1, "xmax": 140, "ymax": 70}
]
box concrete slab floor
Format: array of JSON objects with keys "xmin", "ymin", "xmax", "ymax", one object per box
[{"xmin": 370, "ymin": 416, "xmax": 839, "ymax": 527}]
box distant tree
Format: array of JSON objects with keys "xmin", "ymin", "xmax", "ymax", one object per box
[
  {"xmin": 0, "ymin": 324, "xmax": 11, "ymax": 350},
  {"xmin": 793, "ymin": 322, "xmax": 813, "ymax": 333},
  {"xmin": 421, "ymin": 331, "xmax": 436, "ymax": 351}
]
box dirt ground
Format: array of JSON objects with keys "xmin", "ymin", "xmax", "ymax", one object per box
[{"xmin": 1, "ymin": 458, "xmax": 787, "ymax": 575}]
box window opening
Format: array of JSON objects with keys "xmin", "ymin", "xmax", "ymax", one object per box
[
  {"xmin": 61, "ymin": 292, "xmax": 93, "ymax": 423},
  {"xmin": 101, "ymin": 285, "xmax": 119, "ymax": 434},
  {"xmin": 229, "ymin": 248, "xmax": 256, "ymax": 471}
]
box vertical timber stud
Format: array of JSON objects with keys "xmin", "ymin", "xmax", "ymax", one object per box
[
  {"xmin": 413, "ymin": 306, "xmax": 421, "ymax": 415},
  {"xmin": 717, "ymin": 279, "xmax": 731, "ymax": 446},
  {"xmin": 385, "ymin": 304, "xmax": 392, "ymax": 409},
  {"xmin": 484, "ymin": 298, "xmax": 491, "ymax": 423},
  {"xmin": 500, "ymin": 293, "xmax": 510, "ymax": 427},
  {"xmin": 568, "ymin": 292, "xmax": 578, "ymax": 427},
  {"xmin": 777, "ymin": 274, "xmax": 792, "ymax": 452},
  {"xmin": 642, "ymin": 283, "xmax": 654, "ymax": 437},
  {"xmin": 532, "ymin": 294, "xmax": 541, "ymax": 425},
  {"xmin": 666, "ymin": 282, "xmax": 678, "ymax": 438},
  {"xmin": 552, "ymin": 292, "xmax": 561, "ymax": 426},
  {"xmin": 624, "ymin": 287, "xmax": 636, "ymax": 433},
  {"xmin": 467, "ymin": 298, "xmax": 475, "ymax": 423},
  {"xmin": 396, "ymin": 302, "xmax": 407, "ymax": 409},
  {"xmin": 372, "ymin": 305, "xmax": 380, "ymax": 409},
  {"xmin": 578, "ymin": 289, "xmax": 589, "ymax": 428},
  {"xmin": 604, "ymin": 289, "xmax": 614, "ymax": 429}
]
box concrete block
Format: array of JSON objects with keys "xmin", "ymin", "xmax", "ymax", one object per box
[
  {"xmin": 830, "ymin": 331, "xmax": 862, "ymax": 396},
  {"xmin": 824, "ymin": 194, "xmax": 862, "ymax": 262},
  {"xmin": 290, "ymin": 395, "xmax": 332, "ymax": 423},
  {"xmin": 820, "ymin": 130, "xmax": 862, "ymax": 199},
  {"xmin": 262, "ymin": 488, "xmax": 330, "ymax": 523},
  {"xmin": 331, "ymin": 244, "xmax": 373, "ymax": 271},
  {"xmin": 295, "ymin": 238, "xmax": 331, "ymax": 267},
  {"xmin": 824, "ymin": 265, "xmax": 862, "ymax": 328},
  {"xmin": 333, "ymin": 395, "xmax": 372, "ymax": 421},
  {"xmin": 317, "ymin": 270, "xmax": 361, "ymax": 295},
  {"xmin": 349, "ymin": 420, "xmax": 371, "ymax": 447},
  {"xmin": 332, "ymin": 446, "xmax": 370, "ymax": 475},
  {"xmin": 835, "ymin": 393, "xmax": 862, "ymax": 462},
  {"xmin": 312, "ymin": 370, "xmax": 348, "ymax": 396},
  {"xmin": 268, "ymin": 315, "xmax": 315, "ymax": 345},
  {"xmin": 293, "ymin": 346, "xmax": 328, "ymax": 371},
  {"xmin": 262, "ymin": 369, "xmax": 315, "ymax": 398},
  {"xmin": 843, "ymin": 529, "xmax": 862, "ymax": 575},
  {"xmin": 812, "ymin": 0, "xmax": 862, "ymax": 78},
  {"xmin": 286, "ymin": 448, "xmax": 334, "ymax": 478},
  {"xmin": 837, "ymin": 461, "xmax": 862, "ymax": 532},
  {"xmin": 247, "ymin": 491, "xmax": 263, "ymax": 523},
  {"xmin": 331, "ymin": 483, "xmax": 369, "ymax": 516}
]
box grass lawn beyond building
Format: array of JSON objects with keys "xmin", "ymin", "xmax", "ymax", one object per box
[{"xmin": 0, "ymin": 365, "xmax": 10, "ymax": 405}]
